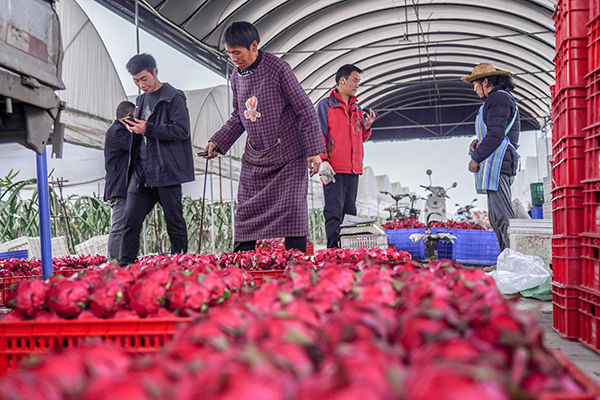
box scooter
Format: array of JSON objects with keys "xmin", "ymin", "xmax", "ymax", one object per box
[
  {"xmin": 380, "ymin": 191, "xmax": 421, "ymax": 221},
  {"xmin": 420, "ymin": 169, "xmax": 457, "ymax": 225},
  {"xmin": 456, "ymin": 199, "xmax": 477, "ymax": 222}
]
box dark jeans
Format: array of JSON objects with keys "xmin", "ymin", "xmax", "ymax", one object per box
[
  {"xmin": 487, "ymin": 174, "xmax": 516, "ymax": 251},
  {"xmin": 119, "ymin": 172, "xmax": 188, "ymax": 265},
  {"xmin": 107, "ymin": 196, "xmax": 126, "ymax": 261},
  {"xmin": 234, "ymin": 236, "xmax": 306, "ymax": 253},
  {"xmin": 323, "ymin": 173, "xmax": 359, "ymax": 248}
]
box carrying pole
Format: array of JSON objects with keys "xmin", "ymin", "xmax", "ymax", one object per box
[{"xmin": 198, "ymin": 158, "xmax": 210, "ymax": 253}]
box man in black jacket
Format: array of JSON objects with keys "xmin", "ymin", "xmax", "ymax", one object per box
[
  {"xmin": 462, "ymin": 63, "xmax": 520, "ymax": 251},
  {"xmin": 119, "ymin": 53, "xmax": 195, "ymax": 265},
  {"xmin": 104, "ymin": 101, "xmax": 134, "ymax": 261}
]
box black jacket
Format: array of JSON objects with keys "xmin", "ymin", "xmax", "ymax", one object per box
[
  {"xmin": 128, "ymin": 83, "xmax": 195, "ymax": 187},
  {"xmin": 470, "ymin": 87, "xmax": 520, "ymax": 176},
  {"xmin": 104, "ymin": 120, "xmax": 131, "ymax": 200}
]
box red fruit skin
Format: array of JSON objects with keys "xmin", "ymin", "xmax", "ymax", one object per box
[
  {"xmin": 1, "ymin": 312, "xmax": 25, "ymax": 322},
  {"xmin": 112, "ymin": 308, "xmax": 140, "ymax": 320},
  {"xmin": 47, "ymin": 279, "xmax": 90, "ymax": 318},
  {"xmin": 79, "ymin": 375, "xmax": 151, "ymax": 400},
  {"xmin": 166, "ymin": 279, "xmax": 209, "ymax": 316},
  {"xmin": 6, "ymin": 279, "xmax": 48, "ymax": 318},
  {"xmin": 89, "ymin": 281, "xmax": 127, "ymax": 318},
  {"xmin": 127, "ymin": 278, "xmax": 166, "ymax": 317},
  {"xmin": 29, "ymin": 351, "xmax": 88, "ymax": 397},
  {"xmin": 0, "ymin": 373, "xmax": 63, "ymax": 400}
]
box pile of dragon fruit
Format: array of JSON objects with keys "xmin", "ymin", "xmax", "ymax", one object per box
[
  {"xmin": 0, "ymin": 255, "xmax": 107, "ymax": 278},
  {"xmin": 0, "ymin": 250, "xmax": 585, "ymax": 399},
  {"xmin": 430, "ymin": 221, "xmax": 486, "ymax": 230},
  {"xmin": 381, "ymin": 219, "xmax": 427, "ymax": 230}
]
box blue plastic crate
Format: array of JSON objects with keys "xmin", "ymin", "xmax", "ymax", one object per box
[
  {"xmin": 0, "ymin": 250, "xmax": 28, "ymax": 260},
  {"xmin": 531, "ymin": 205, "xmax": 543, "ymax": 219},
  {"xmin": 431, "ymin": 228, "xmax": 500, "ymax": 265},
  {"xmin": 384, "ymin": 228, "xmax": 426, "ymax": 260}
]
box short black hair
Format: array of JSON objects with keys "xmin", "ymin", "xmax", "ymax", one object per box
[
  {"xmin": 478, "ymin": 75, "xmax": 516, "ymax": 92},
  {"xmin": 335, "ymin": 64, "xmax": 363, "ymax": 85},
  {"xmin": 116, "ymin": 101, "xmax": 135, "ymax": 120},
  {"xmin": 223, "ymin": 21, "xmax": 260, "ymax": 49},
  {"xmin": 126, "ymin": 53, "xmax": 157, "ymax": 76}
]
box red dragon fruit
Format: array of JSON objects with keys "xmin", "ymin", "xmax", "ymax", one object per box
[
  {"xmin": 6, "ymin": 279, "xmax": 48, "ymax": 318},
  {"xmin": 166, "ymin": 277, "xmax": 210, "ymax": 316},
  {"xmin": 47, "ymin": 278, "xmax": 90, "ymax": 318},
  {"xmin": 127, "ymin": 278, "xmax": 166, "ymax": 317},
  {"xmin": 88, "ymin": 281, "xmax": 127, "ymax": 318}
]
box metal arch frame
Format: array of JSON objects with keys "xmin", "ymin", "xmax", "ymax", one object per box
[{"xmin": 92, "ymin": 0, "xmax": 558, "ymax": 139}]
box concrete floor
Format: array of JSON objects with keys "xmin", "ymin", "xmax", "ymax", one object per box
[{"xmin": 516, "ymin": 298, "xmax": 600, "ymax": 386}]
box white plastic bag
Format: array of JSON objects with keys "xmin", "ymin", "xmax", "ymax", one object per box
[{"xmin": 488, "ymin": 248, "xmax": 550, "ymax": 294}]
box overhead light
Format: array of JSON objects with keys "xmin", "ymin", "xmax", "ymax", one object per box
[{"xmin": 397, "ymin": 33, "xmax": 412, "ymax": 43}]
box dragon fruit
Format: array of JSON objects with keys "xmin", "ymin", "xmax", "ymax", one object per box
[
  {"xmin": 47, "ymin": 278, "xmax": 90, "ymax": 318},
  {"xmin": 166, "ymin": 277, "xmax": 210, "ymax": 316},
  {"xmin": 88, "ymin": 281, "xmax": 127, "ymax": 318},
  {"xmin": 6, "ymin": 279, "xmax": 48, "ymax": 318},
  {"xmin": 127, "ymin": 278, "xmax": 166, "ymax": 317}
]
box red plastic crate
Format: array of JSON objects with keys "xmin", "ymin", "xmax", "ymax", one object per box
[
  {"xmin": 553, "ymin": 136, "xmax": 586, "ymax": 160},
  {"xmin": 586, "ymin": 69, "xmax": 600, "ymax": 126},
  {"xmin": 588, "ymin": 15, "xmax": 600, "ymax": 74},
  {"xmin": 551, "ymin": 186, "xmax": 584, "ymax": 236},
  {"xmin": 584, "ymin": 132, "xmax": 600, "ymax": 180},
  {"xmin": 551, "ymin": 156, "xmax": 586, "ymax": 187},
  {"xmin": 554, "ymin": 39, "xmax": 589, "ymax": 89},
  {"xmin": 553, "ymin": 0, "xmax": 590, "ymax": 46},
  {"xmin": 250, "ymin": 270, "xmax": 285, "ymax": 285},
  {"xmin": 551, "ymin": 88, "xmax": 588, "ymax": 142},
  {"xmin": 582, "ymin": 234, "xmax": 600, "ymax": 291},
  {"xmin": 552, "ymin": 235, "xmax": 583, "ymax": 285},
  {"xmin": 0, "ymin": 317, "xmax": 191, "ymax": 375},
  {"xmin": 579, "ymin": 286, "xmax": 600, "ymax": 354},
  {"xmin": 583, "ymin": 185, "xmax": 600, "ymax": 234},
  {"xmin": 552, "ymin": 281, "xmax": 581, "ymax": 340}
]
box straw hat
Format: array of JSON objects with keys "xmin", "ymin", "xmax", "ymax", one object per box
[{"xmin": 461, "ymin": 63, "xmax": 511, "ymax": 83}]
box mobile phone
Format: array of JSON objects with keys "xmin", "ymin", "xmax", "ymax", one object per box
[
  {"xmin": 197, "ymin": 150, "xmax": 209, "ymax": 157},
  {"xmin": 363, "ymin": 108, "xmax": 379, "ymax": 117},
  {"xmin": 121, "ymin": 115, "xmax": 135, "ymax": 123}
]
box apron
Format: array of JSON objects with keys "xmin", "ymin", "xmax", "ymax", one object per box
[{"xmin": 474, "ymin": 90, "xmax": 519, "ymax": 194}]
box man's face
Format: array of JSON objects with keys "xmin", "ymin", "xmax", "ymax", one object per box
[
  {"xmin": 132, "ymin": 68, "xmax": 160, "ymax": 94},
  {"xmin": 472, "ymin": 80, "xmax": 485, "ymax": 99},
  {"xmin": 338, "ymin": 71, "xmax": 361, "ymax": 97},
  {"xmin": 226, "ymin": 41, "xmax": 259, "ymax": 70}
]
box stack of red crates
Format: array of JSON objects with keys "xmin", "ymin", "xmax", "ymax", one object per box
[
  {"xmin": 551, "ymin": 0, "xmax": 590, "ymax": 340},
  {"xmin": 580, "ymin": 2, "xmax": 600, "ymax": 353}
]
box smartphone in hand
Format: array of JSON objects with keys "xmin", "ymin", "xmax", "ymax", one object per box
[{"xmin": 121, "ymin": 115, "xmax": 135, "ymax": 123}]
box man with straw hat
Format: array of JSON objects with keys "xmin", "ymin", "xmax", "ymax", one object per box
[{"xmin": 462, "ymin": 63, "xmax": 520, "ymax": 251}]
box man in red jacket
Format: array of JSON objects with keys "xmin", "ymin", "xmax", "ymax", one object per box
[{"xmin": 315, "ymin": 64, "xmax": 376, "ymax": 248}]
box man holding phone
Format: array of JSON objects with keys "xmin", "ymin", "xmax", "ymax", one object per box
[
  {"xmin": 118, "ymin": 53, "xmax": 194, "ymax": 265},
  {"xmin": 103, "ymin": 101, "xmax": 135, "ymax": 261},
  {"xmin": 315, "ymin": 64, "xmax": 376, "ymax": 248}
]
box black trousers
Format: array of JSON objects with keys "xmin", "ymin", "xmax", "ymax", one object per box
[
  {"xmin": 119, "ymin": 172, "xmax": 188, "ymax": 265},
  {"xmin": 487, "ymin": 174, "xmax": 515, "ymax": 251},
  {"xmin": 323, "ymin": 173, "xmax": 359, "ymax": 248},
  {"xmin": 234, "ymin": 236, "xmax": 306, "ymax": 253}
]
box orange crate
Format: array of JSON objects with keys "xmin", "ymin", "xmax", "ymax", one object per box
[
  {"xmin": 552, "ymin": 282, "xmax": 581, "ymax": 340},
  {"xmin": 250, "ymin": 270, "xmax": 285, "ymax": 285},
  {"xmin": 0, "ymin": 317, "xmax": 191, "ymax": 375},
  {"xmin": 540, "ymin": 350, "xmax": 600, "ymax": 400}
]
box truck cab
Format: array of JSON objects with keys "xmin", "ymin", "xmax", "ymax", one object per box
[{"xmin": 0, "ymin": 0, "xmax": 65, "ymax": 155}]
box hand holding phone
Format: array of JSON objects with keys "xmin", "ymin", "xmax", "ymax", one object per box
[{"xmin": 121, "ymin": 115, "xmax": 135, "ymax": 123}]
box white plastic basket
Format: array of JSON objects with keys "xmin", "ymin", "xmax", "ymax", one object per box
[
  {"xmin": 543, "ymin": 201, "xmax": 553, "ymax": 220},
  {"xmin": 0, "ymin": 236, "xmax": 69, "ymax": 258},
  {"xmin": 340, "ymin": 234, "xmax": 388, "ymax": 250},
  {"xmin": 75, "ymin": 235, "xmax": 109, "ymax": 257}
]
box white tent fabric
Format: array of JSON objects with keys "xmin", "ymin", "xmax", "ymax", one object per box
[{"xmin": 55, "ymin": 0, "xmax": 127, "ymax": 147}]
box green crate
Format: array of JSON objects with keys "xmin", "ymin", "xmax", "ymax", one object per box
[{"xmin": 530, "ymin": 182, "xmax": 544, "ymax": 206}]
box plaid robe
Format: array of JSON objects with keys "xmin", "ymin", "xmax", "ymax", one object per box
[{"xmin": 210, "ymin": 52, "xmax": 325, "ymax": 242}]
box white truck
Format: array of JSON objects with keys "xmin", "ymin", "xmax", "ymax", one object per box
[{"xmin": 0, "ymin": 0, "xmax": 65, "ymax": 155}]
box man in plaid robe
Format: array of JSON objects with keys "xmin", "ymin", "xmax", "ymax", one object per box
[{"xmin": 203, "ymin": 21, "xmax": 324, "ymax": 253}]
